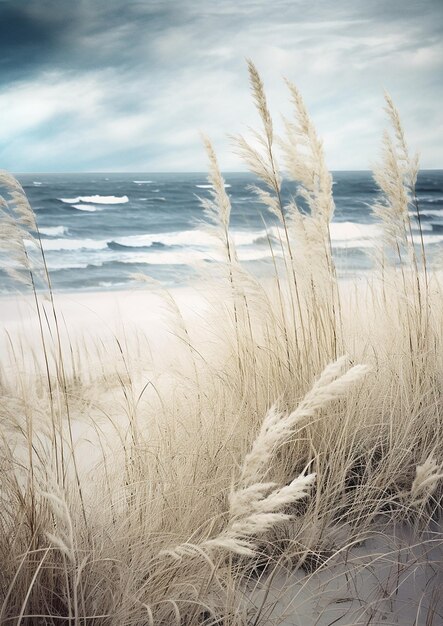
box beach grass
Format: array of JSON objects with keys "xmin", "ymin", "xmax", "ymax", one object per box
[{"xmin": 0, "ymin": 63, "xmax": 442, "ymax": 625}]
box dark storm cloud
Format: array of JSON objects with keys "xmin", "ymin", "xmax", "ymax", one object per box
[
  {"xmin": 0, "ymin": 4, "xmax": 74, "ymax": 79},
  {"xmin": 0, "ymin": 1, "xmax": 188, "ymax": 81},
  {"xmin": 1, "ymin": 0, "xmax": 441, "ymax": 80}
]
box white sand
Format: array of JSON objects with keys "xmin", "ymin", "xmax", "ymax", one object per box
[
  {"xmin": 0, "ymin": 286, "xmax": 210, "ymax": 465},
  {"xmin": 0, "ymin": 285, "xmax": 214, "ymax": 372},
  {"xmin": 0, "ymin": 285, "xmax": 206, "ymax": 339},
  {"xmin": 250, "ymin": 522, "xmax": 443, "ymax": 625}
]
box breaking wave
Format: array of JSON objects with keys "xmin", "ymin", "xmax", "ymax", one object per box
[
  {"xmin": 195, "ymin": 183, "xmax": 231, "ymax": 189},
  {"xmin": 59, "ymin": 195, "xmax": 129, "ymax": 205},
  {"xmin": 39, "ymin": 226, "xmax": 68, "ymax": 236}
]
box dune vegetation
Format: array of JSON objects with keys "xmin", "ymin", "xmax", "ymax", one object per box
[{"xmin": 0, "ymin": 62, "xmax": 442, "ymax": 625}]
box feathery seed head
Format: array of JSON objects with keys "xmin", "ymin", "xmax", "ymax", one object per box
[
  {"xmin": 247, "ymin": 59, "xmax": 273, "ymax": 142},
  {"xmin": 411, "ymin": 456, "xmax": 443, "ymax": 507}
]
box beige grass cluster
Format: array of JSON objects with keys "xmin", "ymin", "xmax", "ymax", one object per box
[{"xmin": 0, "ymin": 62, "xmax": 442, "ymax": 625}]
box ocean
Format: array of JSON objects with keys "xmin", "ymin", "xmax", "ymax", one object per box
[{"xmin": 1, "ymin": 171, "xmax": 442, "ymax": 294}]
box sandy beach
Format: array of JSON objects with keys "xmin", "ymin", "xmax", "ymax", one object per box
[
  {"xmin": 0, "ymin": 284, "xmax": 214, "ymax": 375},
  {"xmin": 0, "ymin": 285, "xmax": 204, "ymax": 338}
]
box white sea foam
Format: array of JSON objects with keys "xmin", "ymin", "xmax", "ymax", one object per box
[
  {"xmin": 48, "ymin": 261, "xmax": 90, "ymax": 271},
  {"xmin": 329, "ymin": 222, "xmax": 441, "ymax": 248},
  {"xmin": 40, "ymin": 238, "xmax": 108, "ymax": 252},
  {"xmin": 133, "ymin": 180, "xmax": 153, "ymax": 184},
  {"xmin": 40, "ymin": 226, "xmax": 68, "ymax": 236},
  {"xmin": 114, "ymin": 230, "xmax": 212, "ymax": 249},
  {"xmin": 331, "ymin": 231, "xmax": 443, "ymax": 249},
  {"xmin": 195, "ymin": 183, "xmax": 231, "ymax": 189},
  {"xmin": 120, "ymin": 248, "xmax": 272, "ymax": 266},
  {"xmin": 421, "ymin": 234, "xmax": 443, "ymax": 245},
  {"xmin": 420, "ymin": 210, "xmax": 443, "ymax": 217},
  {"xmin": 98, "ymin": 281, "xmax": 126, "ymax": 288},
  {"xmin": 264, "ymin": 222, "xmax": 380, "ymax": 247},
  {"xmin": 60, "ymin": 197, "xmax": 85, "ymax": 203},
  {"xmin": 113, "ymin": 225, "xmax": 384, "ymax": 251},
  {"xmin": 59, "ymin": 195, "xmax": 129, "ymax": 205},
  {"xmin": 333, "ymin": 239, "xmax": 375, "ymax": 250},
  {"xmin": 39, "ymin": 229, "xmax": 232, "ymax": 254},
  {"xmin": 330, "ymin": 222, "xmax": 381, "ymax": 242},
  {"xmin": 33, "ymin": 181, "xmax": 43, "ymax": 186},
  {"xmin": 233, "ymin": 231, "xmax": 263, "ymax": 246},
  {"xmin": 71, "ymin": 204, "xmax": 102, "ymax": 212},
  {"xmin": 411, "ymin": 222, "xmax": 432, "ymax": 231},
  {"xmin": 419, "ymin": 196, "xmax": 443, "ymax": 203},
  {"xmin": 114, "ymin": 228, "xmax": 258, "ymax": 249},
  {"xmin": 121, "ymin": 250, "xmax": 214, "ymax": 265},
  {"xmin": 238, "ymin": 249, "xmax": 273, "ymax": 262},
  {"xmin": 267, "ymin": 221, "xmax": 428, "ymax": 250}
]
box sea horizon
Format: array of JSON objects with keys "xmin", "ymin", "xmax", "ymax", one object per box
[{"xmin": 10, "ymin": 167, "xmax": 443, "ymax": 175}]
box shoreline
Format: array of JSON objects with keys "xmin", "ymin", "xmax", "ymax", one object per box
[
  {"xmin": 0, "ymin": 283, "xmax": 207, "ymax": 327},
  {"xmin": 0, "ymin": 270, "xmax": 433, "ymax": 346}
]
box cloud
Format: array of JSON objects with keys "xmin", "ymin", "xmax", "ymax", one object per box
[{"xmin": 0, "ymin": 0, "xmax": 442, "ymax": 171}]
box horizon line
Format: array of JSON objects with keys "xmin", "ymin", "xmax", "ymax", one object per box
[{"xmin": 11, "ymin": 168, "xmax": 443, "ymax": 175}]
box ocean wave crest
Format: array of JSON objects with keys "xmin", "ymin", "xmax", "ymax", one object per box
[
  {"xmin": 329, "ymin": 222, "xmax": 380, "ymax": 241},
  {"xmin": 420, "ymin": 209, "xmax": 443, "ymax": 217},
  {"xmin": 113, "ymin": 229, "xmax": 261, "ymax": 249},
  {"xmin": 59, "ymin": 195, "xmax": 129, "ymax": 205},
  {"xmin": 40, "ymin": 226, "xmax": 68, "ymax": 236},
  {"xmin": 71, "ymin": 204, "xmax": 102, "ymax": 212},
  {"xmin": 107, "ymin": 240, "xmax": 166, "ymax": 251},
  {"xmin": 40, "ymin": 238, "xmax": 108, "ymax": 252},
  {"xmin": 418, "ymin": 196, "xmax": 443, "ymax": 204},
  {"xmin": 195, "ymin": 183, "xmax": 231, "ymax": 189}
]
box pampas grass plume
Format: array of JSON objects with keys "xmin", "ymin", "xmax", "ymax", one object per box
[{"xmin": 411, "ymin": 456, "xmax": 443, "ymax": 507}]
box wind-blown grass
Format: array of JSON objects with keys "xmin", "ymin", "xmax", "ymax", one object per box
[{"xmin": 0, "ymin": 63, "xmax": 442, "ymax": 625}]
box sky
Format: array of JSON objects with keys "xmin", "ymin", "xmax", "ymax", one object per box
[{"xmin": 0, "ymin": 0, "xmax": 442, "ymax": 172}]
